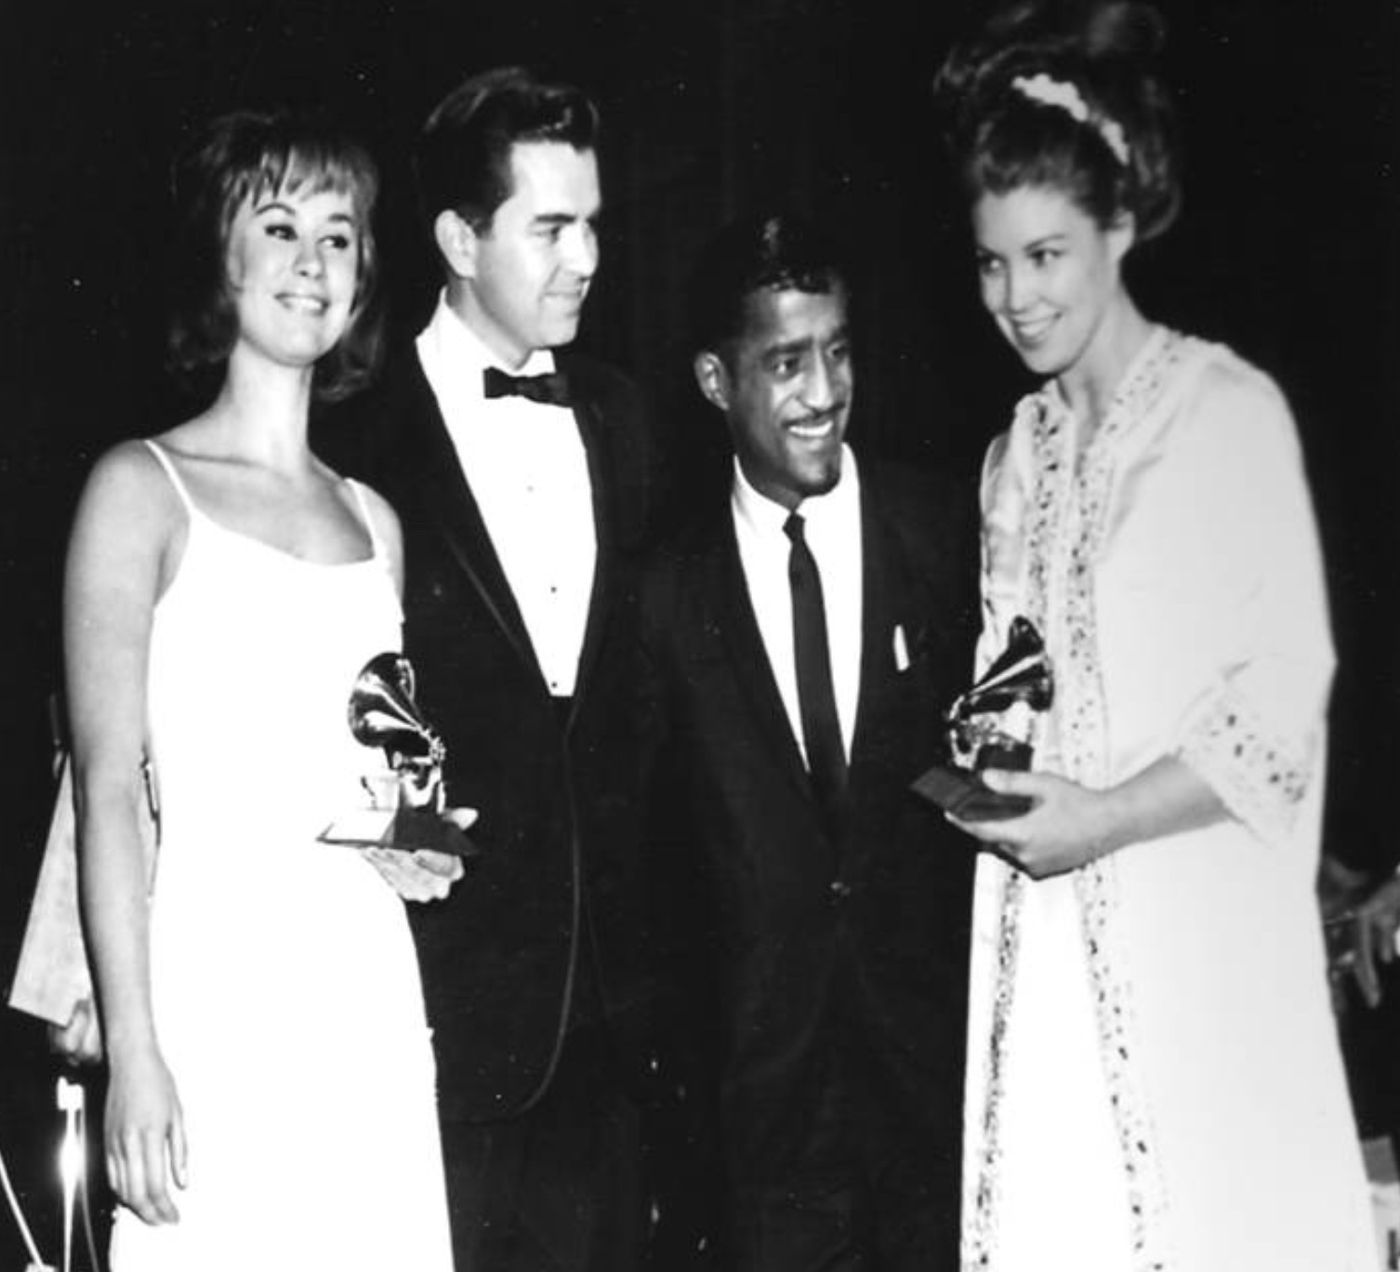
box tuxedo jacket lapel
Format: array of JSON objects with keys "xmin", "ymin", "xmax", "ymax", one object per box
[
  {"xmin": 567, "ymin": 389, "xmax": 616, "ymax": 727},
  {"xmin": 400, "ymin": 353, "xmax": 632, "ymax": 723},
  {"xmin": 400, "ymin": 357, "xmax": 541, "ymax": 679},
  {"xmin": 849, "ymin": 473, "xmax": 957, "ymax": 781},
  {"xmin": 851, "ymin": 485, "xmax": 897, "ymax": 771}
]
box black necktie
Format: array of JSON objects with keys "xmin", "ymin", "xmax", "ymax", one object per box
[
  {"xmin": 784, "ymin": 511, "xmax": 848, "ymax": 835},
  {"xmin": 483, "ymin": 366, "xmax": 573, "ymax": 407}
]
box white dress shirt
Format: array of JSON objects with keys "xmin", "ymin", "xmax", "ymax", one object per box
[
  {"xmin": 416, "ymin": 291, "xmax": 597, "ymax": 696},
  {"xmin": 731, "ymin": 446, "xmax": 863, "ymax": 765}
]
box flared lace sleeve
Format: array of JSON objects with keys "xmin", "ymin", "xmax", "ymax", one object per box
[{"xmin": 1168, "ymin": 355, "xmax": 1334, "ymax": 844}]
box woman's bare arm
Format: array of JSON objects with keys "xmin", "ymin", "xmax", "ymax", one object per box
[{"xmin": 65, "ymin": 440, "xmax": 188, "ymax": 1224}]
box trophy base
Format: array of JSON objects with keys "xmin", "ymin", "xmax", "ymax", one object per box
[
  {"xmin": 910, "ymin": 766, "xmax": 1034, "ymax": 822},
  {"xmin": 975, "ymin": 740, "xmax": 1032, "ymax": 772},
  {"xmin": 319, "ymin": 806, "xmax": 479, "ymax": 857},
  {"xmin": 388, "ymin": 806, "xmax": 479, "ymax": 857}
]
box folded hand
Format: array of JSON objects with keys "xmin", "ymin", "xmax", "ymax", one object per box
[
  {"xmin": 948, "ymin": 769, "xmax": 1120, "ymax": 879},
  {"xmin": 363, "ymin": 808, "xmax": 476, "ymax": 902},
  {"xmin": 49, "ymin": 996, "xmax": 103, "ymax": 1066}
]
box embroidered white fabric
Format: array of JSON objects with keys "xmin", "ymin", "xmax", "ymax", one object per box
[{"xmin": 962, "ymin": 328, "xmax": 1375, "ymax": 1271}]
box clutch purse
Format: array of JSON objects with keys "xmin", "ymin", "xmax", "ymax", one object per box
[
  {"xmin": 318, "ymin": 652, "xmax": 476, "ymax": 857},
  {"xmin": 8, "ymin": 751, "xmax": 160, "ymax": 1028},
  {"xmin": 910, "ymin": 616, "xmax": 1054, "ymax": 822}
]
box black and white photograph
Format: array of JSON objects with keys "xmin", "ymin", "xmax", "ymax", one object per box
[{"xmin": 1, "ymin": 1, "xmax": 1395, "ymax": 1268}]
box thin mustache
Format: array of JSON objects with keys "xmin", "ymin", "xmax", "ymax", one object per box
[{"xmin": 789, "ymin": 404, "xmax": 848, "ymax": 428}]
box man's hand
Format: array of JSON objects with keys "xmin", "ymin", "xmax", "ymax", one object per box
[
  {"xmin": 48, "ymin": 996, "xmax": 104, "ymax": 1066},
  {"xmin": 363, "ymin": 809, "xmax": 476, "ymax": 902},
  {"xmin": 364, "ymin": 847, "xmax": 468, "ymax": 902},
  {"xmin": 1318, "ymin": 855, "xmax": 1400, "ymax": 1009},
  {"xmin": 1348, "ymin": 871, "xmax": 1400, "ymax": 1008}
]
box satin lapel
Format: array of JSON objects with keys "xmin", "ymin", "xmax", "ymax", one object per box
[
  {"xmin": 402, "ymin": 359, "xmax": 541, "ymax": 678},
  {"xmin": 710, "ymin": 520, "xmax": 814, "ymax": 804},
  {"xmin": 850, "ymin": 483, "xmax": 900, "ymax": 772},
  {"xmin": 566, "ymin": 390, "xmax": 612, "ymax": 726}
]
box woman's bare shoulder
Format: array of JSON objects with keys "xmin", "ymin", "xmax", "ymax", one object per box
[{"xmin": 71, "ymin": 437, "xmax": 185, "ymax": 549}]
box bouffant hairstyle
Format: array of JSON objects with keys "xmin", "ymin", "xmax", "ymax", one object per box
[
  {"xmin": 934, "ymin": 0, "xmax": 1181, "ymax": 243},
  {"xmin": 688, "ymin": 211, "xmax": 850, "ymax": 361},
  {"xmin": 165, "ymin": 110, "xmax": 383, "ymax": 403},
  {"xmin": 415, "ymin": 66, "xmax": 599, "ymax": 235}
]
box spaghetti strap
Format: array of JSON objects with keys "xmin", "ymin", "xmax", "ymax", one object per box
[
  {"xmin": 143, "ymin": 439, "xmax": 196, "ymax": 515},
  {"xmin": 345, "ymin": 479, "xmax": 386, "ymax": 561}
]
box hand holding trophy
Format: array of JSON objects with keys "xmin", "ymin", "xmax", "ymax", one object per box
[
  {"xmin": 912, "ymin": 616, "xmax": 1054, "ymax": 821},
  {"xmin": 319, "ymin": 652, "xmax": 478, "ymax": 857}
]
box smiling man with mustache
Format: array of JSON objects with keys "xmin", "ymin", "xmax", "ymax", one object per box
[{"xmin": 634, "ymin": 212, "xmax": 981, "ymax": 1271}]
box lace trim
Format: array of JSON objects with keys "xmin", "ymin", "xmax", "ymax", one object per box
[
  {"xmin": 1059, "ymin": 338, "xmax": 1176, "ymax": 1267},
  {"xmin": 1021, "ymin": 393, "xmax": 1061, "ymax": 646},
  {"xmin": 969, "ymin": 330, "xmax": 1186, "ymax": 1267},
  {"xmin": 965, "ymin": 392, "xmax": 1059, "ymax": 1265},
  {"xmin": 1177, "ymin": 690, "xmax": 1314, "ymax": 843},
  {"xmin": 963, "ymin": 868, "xmax": 1025, "ymax": 1269},
  {"xmin": 964, "ymin": 394, "xmax": 1057, "ymax": 1267},
  {"xmin": 1086, "ymin": 326, "xmax": 1184, "ymax": 456},
  {"xmin": 1075, "ymin": 856, "xmax": 1171, "ymax": 1271}
]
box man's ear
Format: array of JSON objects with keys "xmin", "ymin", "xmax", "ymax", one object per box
[
  {"xmin": 693, "ymin": 350, "xmax": 730, "ymax": 413},
  {"xmin": 433, "ymin": 210, "xmax": 477, "ymax": 280}
]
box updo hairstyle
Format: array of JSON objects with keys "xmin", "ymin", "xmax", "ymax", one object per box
[{"xmin": 935, "ymin": 0, "xmax": 1181, "ymax": 242}]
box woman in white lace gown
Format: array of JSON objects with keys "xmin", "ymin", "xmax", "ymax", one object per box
[
  {"xmin": 934, "ymin": 5, "xmax": 1375, "ymax": 1269},
  {"xmin": 63, "ymin": 111, "xmax": 457, "ymax": 1271}
]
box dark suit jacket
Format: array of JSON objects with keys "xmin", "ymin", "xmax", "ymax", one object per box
[
  {"xmin": 318, "ymin": 347, "xmax": 668, "ymax": 1125},
  {"xmin": 636, "ymin": 460, "xmax": 978, "ymax": 1212}
]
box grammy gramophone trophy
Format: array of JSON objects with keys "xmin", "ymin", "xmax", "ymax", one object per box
[
  {"xmin": 911, "ymin": 616, "xmax": 1054, "ymax": 821},
  {"xmin": 318, "ymin": 652, "xmax": 476, "ymax": 856}
]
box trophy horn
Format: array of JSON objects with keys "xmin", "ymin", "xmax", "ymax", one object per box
[
  {"xmin": 947, "ymin": 615, "xmax": 1054, "ymax": 723},
  {"xmin": 347, "ymin": 653, "xmax": 442, "ymax": 761}
]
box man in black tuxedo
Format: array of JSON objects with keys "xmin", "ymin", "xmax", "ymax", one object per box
[
  {"xmin": 637, "ymin": 213, "xmax": 978, "ymax": 1270},
  {"xmin": 324, "ymin": 67, "xmax": 666, "ymax": 1271}
]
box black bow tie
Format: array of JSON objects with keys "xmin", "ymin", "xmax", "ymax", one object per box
[{"xmin": 483, "ymin": 366, "xmax": 573, "ymax": 407}]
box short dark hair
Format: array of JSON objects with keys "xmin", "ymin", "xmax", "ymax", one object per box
[
  {"xmin": 165, "ymin": 109, "xmax": 383, "ymax": 403},
  {"xmin": 688, "ymin": 212, "xmax": 850, "ymax": 357},
  {"xmin": 416, "ymin": 66, "xmax": 599, "ymax": 234},
  {"xmin": 935, "ymin": 0, "xmax": 1181, "ymax": 243}
]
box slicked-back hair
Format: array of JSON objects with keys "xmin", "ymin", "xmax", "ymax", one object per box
[
  {"xmin": 416, "ymin": 66, "xmax": 599, "ymax": 235},
  {"xmin": 688, "ymin": 212, "xmax": 850, "ymax": 361},
  {"xmin": 165, "ymin": 109, "xmax": 383, "ymax": 403}
]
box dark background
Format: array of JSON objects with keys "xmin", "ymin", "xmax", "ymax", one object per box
[{"xmin": 1, "ymin": 0, "xmax": 1395, "ymax": 1263}]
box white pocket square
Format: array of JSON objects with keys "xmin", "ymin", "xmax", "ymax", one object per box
[{"xmin": 892, "ymin": 623, "xmax": 910, "ymax": 672}]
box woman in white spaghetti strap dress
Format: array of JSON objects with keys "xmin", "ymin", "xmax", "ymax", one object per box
[
  {"xmin": 62, "ymin": 111, "xmax": 457, "ymax": 1271},
  {"xmin": 935, "ymin": 5, "xmax": 1375, "ymax": 1270}
]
